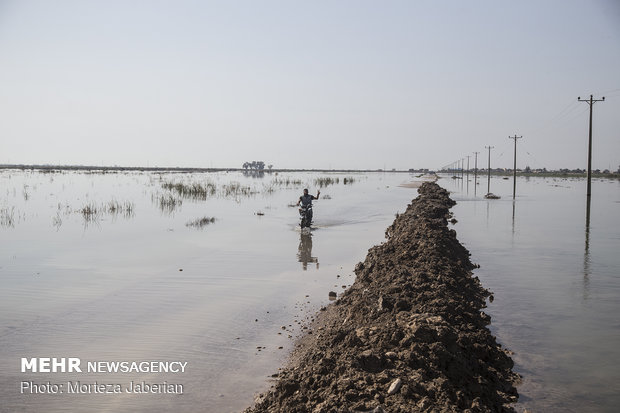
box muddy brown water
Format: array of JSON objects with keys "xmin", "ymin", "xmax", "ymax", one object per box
[
  {"xmin": 441, "ymin": 174, "xmax": 620, "ymax": 413},
  {"xmin": 0, "ymin": 170, "xmax": 424, "ymax": 413},
  {"xmin": 1, "ymin": 170, "xmax": 618, "ymax": 412}
]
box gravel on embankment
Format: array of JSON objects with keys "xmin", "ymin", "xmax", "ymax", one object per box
[{"xmin": 244, "ymin": 182, "xmax": 519, "ymax": 413}]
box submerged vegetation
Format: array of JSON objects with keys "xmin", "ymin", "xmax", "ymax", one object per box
[
  {"xmin": 262, "ymin": 176, "xmax": 304, "ymax": 194},
  {"xmin": 157, "ymin": 194, "xmax": 183, "ymax": 214},
  {"xmin": 314, "ymin": 177, "xmax": 339, "ymax": 187},
  {"xmin": 0, "ymin": 170, "xmax": 367, "ymax": 231},
  {"xmin": 160, "ymin": 174, "xmax": 355, "ymax": 203},
  {"xmin": 51, "ymin": 203, "xmax": 71, "ymax": 230},
  {"xmin": 314, "ymin": 176, "xmax": 356, "ymax": 187},
  {"xmin": 272, "ymin": 177, "xmax": 303, "ymax": 187},
  {"xmin": 221, "ymin": 182, "xmax": 253, "ymax": 197},
  {"xmin": 185, "ymin": 216, "xmax": 216, "ymax": 229},
  {"xmin": 106, "ymin": 200, "xmax": 134, "ymax": 217},
  {"xmin": 79, "ymin": 203, "xmax": 100, "ymax": 223},
  {"xmin": 162, "ymin": 181, "xmax": 216, "ymax": 200},
  {"xmin": 1, "ymin": 206, "xmax": 15, "ymax": 228},
  {"xmin": 161, "ymin": 179, "xmax": 253, "ymax": 200},
  {"xmin": 78, "ymin": 200, "xmax": 135, "ymax": 223}
]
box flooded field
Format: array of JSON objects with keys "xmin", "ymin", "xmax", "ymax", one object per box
[
  {"xmin": 0, "ymin": 169, "xmax": 423, "ymax": 413},
  {"xmin": 441, "ymin": 174, "xmax": 620, "ymax": 412},
  {"xmin": 2, "ymin": 169, "xmax": 619, "ymax": 412}
]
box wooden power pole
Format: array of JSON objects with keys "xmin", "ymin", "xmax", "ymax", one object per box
[
  {"xmin": 577, "ymin": 95, "xmax": 605, "ymax": 198},
  {"xmin": 485, "ymin": 146, "xmax": 494, "ymax": 194},
  {"xmin": 508, "ymin": 135, "xmax": 522, "ymax": 199}
]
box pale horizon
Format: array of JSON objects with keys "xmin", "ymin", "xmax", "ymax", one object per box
[{"xmin": 1, "ymin": 0, "xmax": 619, "ymax": 171}]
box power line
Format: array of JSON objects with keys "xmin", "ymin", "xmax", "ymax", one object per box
[
  {"xmin": 529, "ymin": 98, "xmax": 583, "ymax": 135},
  {"xmin": 521, "ymin": 142, "xmax": 543, "ymax": 169},
  {"xmin": 597, "ymin": 87, "xmax": 620, "ymax": 96}
]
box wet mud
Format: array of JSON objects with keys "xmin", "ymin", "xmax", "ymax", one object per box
[{"xmin": 244, "ymin": 182, "xmax": 519, "ymax": 413}]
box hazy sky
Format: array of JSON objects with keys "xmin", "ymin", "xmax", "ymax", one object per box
[{"xmin": 1, "ymin": 0, "xmax": 619, "ymax": 170}]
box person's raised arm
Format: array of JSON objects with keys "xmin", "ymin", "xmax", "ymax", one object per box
[{"xmin": 315, "ymin": 190, "xmax": 320, "ymax": 200}]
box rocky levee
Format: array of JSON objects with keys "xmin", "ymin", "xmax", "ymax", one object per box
[{"xmin": 21, "ymin": 380, "xmax": 184, "ymax": 395}]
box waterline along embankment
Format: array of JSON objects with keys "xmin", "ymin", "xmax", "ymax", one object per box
[{"xmin": 244, "ymin": 182, "xmax": 519, "ymax": 412}]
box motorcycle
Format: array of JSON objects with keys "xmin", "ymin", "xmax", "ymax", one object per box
[{"xmin": 299, "ymin": 204, "xmax": 313, "ymax": 229}]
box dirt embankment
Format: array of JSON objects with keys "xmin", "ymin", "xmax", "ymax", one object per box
[{"xmin": 245, "ymin": 182, "xmax": 519, "ymax": 413}]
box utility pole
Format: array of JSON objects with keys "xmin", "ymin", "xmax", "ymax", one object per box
[
  {"xmin": 508, "ymin": 135, "xmax": 522, "ymax": 199},
  {"xmin": 473, "ymin": 151, "xmax": 479, "ymax": 180},
  {"xmin": 466, "ymin": 155, "xmax": 470, "ymax": 175},
  {"xmin": 473, "ymin": 151, "xmax": 479, "ymax": 196},
  {"xmin": 578, "ymin": 95, "xmax": 605, "ymax": 198},
  {"xmin": 485, "ymin": 146, "xmax": 494, "ymax": 194}
]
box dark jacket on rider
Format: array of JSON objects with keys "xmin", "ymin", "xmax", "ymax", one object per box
[{"xmin": 297, "ymin": 189, "xmax": 320, "ymax": 207}]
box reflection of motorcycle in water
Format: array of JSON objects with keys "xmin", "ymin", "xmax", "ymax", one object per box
[
  {"xmin": 297, "ymin": 232, "xmax": 318, "ymax": 270},
  {"xmin": 299, "ymin": 204, "xmax": 313, "ymax": 229}
]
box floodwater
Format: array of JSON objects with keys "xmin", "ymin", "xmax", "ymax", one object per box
[
  {"xmin": 441, "ymin": 173, "xmax": 620, "ymax": 412},
  {"xmin": 2, "ymin": 170, "xmax": 618, "ymax": 413},
  {"xmin": 0, "ymin": 169, "xmax": 423, "ymax": 413}
]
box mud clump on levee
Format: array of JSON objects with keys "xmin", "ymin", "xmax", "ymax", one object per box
[{"xmin": 245, "ymin": 182, "xmax": 519, "ymax": 413}]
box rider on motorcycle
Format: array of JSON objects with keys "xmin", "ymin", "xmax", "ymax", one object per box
[{"xmin": 297, "ymin": 188, "xmax": 320, "ymax": 224}]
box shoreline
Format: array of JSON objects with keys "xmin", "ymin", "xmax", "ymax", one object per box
[
  {"xmin": 0, "ymin": 164, "xmax": 424, "ymax": 174},
  {"xmin": 245, "ymin": 182, "xmax": 519, "ymax": 412},
  {"xmin": 2, "ymin": 165, "xmax": 618, "ymax": 180}
]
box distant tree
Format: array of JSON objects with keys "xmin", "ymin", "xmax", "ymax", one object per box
[
  {"xmin": 243, "ymin": 161, "xmax": 267, "ymax": 170},
  {"xmin": 268, "ymin": 164, "xmax": 273, "ymax": 170}
]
